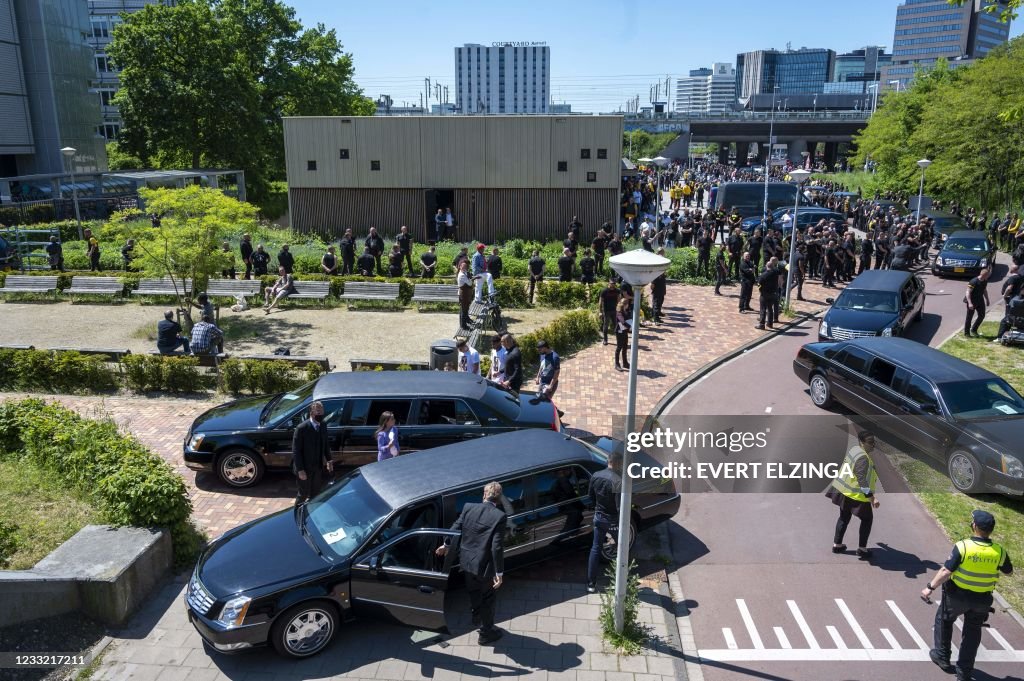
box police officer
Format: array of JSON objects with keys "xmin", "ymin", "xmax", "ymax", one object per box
[
  {"xmin": 826, "ymin": 431, "xmax": 879, "ymax": 558},
  {"xmin": 738, "ymin": 252, "xmax": 755, "ymax": 313},
  {"xmin": 923, "ymin": 510, "xmax": 1013, "ymax": 681},
  {"xmin": 756, "ymin": 256, "xmax": 781, "ymax": 330}
]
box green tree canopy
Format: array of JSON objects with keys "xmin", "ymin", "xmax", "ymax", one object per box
[{"xmin": 107, "ymin": 0, "xmax": 374, "ymax": 204}]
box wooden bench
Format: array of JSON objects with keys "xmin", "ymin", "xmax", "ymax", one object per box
[
  {"xmin": 237, "ymin": 354, "xmax": 331, "ymax": 373},
  {"xmin": 49, "ymin": 347, "xmax": 131, "ymax": 363},
  {"xmin": 287, "ymin": 280, "xmax": 331, "ymax": 305},
  {"xmin": 411, "ymin": 283, "xmax": 459, "ymax": 306},
  {"xmin": 470, "ymin": 300, "xmax": 506, "ymax": 333},
  {"xmin": 337, "ymin": 282, "xmax": 400, "ymax": 307},
  {"xmin": 0, "ymin": 344, "xmax": 34, "ymax": 350},
  {"xmin": 64, "ymin": 276, "xmax": 123, "ymax": 300},
  {"xmin": 349, "ymin": 358, "xmax": 430, "ymax": 371},
  {"xmin": 132, "ymin": 278, "xmax": 192, "ymax": 298},
  {"xmin": 206, "ymin": 280, "xmax": 261, "ymax": 299},
  {"xmin": 0, "ymin": 275, "xmax": 59, "ymax": 297}
]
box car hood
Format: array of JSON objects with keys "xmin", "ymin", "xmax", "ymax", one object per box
[
  {"xmin": 961, "ymin": 417, "xmax": 1024, "ymax": 453},
  {"xmin": 515, "ymin": 395, "xmax": 560, "ymax": 429},
  {"xmin": 824, "ymin": 308, "xmax": 898, "ymax": 332},
  {"xmin": 190, "ymin": 395, "xmax": 272, "ymax": 434},
  {"xmin": 198, "ymin": 507, "xmax": 331, "ymax": 598}
]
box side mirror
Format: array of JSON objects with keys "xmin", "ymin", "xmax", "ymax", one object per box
[
  {"xmin": 825, "ymin": 297, "xmax": 835, "ymax": 305},
  {"xmin": 368, "ymin": 554, "xmax": 380, "ymax": 575},
  {"xmin": 920, "ymin": 402, "xmax": 939, "ymax": 415}
]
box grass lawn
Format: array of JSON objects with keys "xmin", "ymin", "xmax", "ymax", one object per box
[
  {"xmin": 0, "ymin": 457, "xmax": 101, "ymax": 570},
  {"xmin": 886, "ymin": 320, "xmax": 1024, "ymax": 613}
]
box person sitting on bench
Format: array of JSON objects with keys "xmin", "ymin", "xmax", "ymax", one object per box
[
  {"xmin": 264, "ymin": 266, "xmax": 297, "ymax": 314},
  {"xmin": 156, "ymin": 310, "xmax": 190, "ymax": 355},
  {"xmin": 190, "ymin": 314, "xmax": 224, "ymax": 355}
]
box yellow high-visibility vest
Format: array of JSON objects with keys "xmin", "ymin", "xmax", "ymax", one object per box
[
  {"xmin": 830, "ymin": 446, "xmax": 877, "ymax": 503},
  {"xmin": 951, "ymin": 538, "xmax": 1005, "ymax": 593}
]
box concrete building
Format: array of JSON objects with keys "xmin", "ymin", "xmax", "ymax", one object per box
[
  {"xmin": 735, "ymin": 48, "xmax": 836, "ymax": 100},
  {"xmin": 675, "ymin": 63, "xmax": 736, "ymax": 114},
  {"xmin": 883, "ymin": 0, "xmax": 1011, "ymax": 88},
  {"xmin": 283, "ymin": 115, "xmax": 622, "ymax": 243},
  {"xmin": 87, "ymin": 0, "xmax": 175, "ymax": 141},
  {"xmin": 455, "ymin": 43, "xmax": 550, "ymax": 114},
  {"xmin": 830, "ymin": 46, "xmax": 891, "ymax": 94},
  {"xmin": 0, "ymin": 0, "xmax": 106, "ymax": 177}
]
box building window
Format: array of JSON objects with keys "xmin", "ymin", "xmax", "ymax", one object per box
[
  {"xmin": 98, "ymin": 90, "xmax": 115, "ymax": 107},
  {"xmin": 557, "ymin": 161, "xmax": 568, "ymax": 172},
  {"xmin": 580, "ymin": 148, "xmax": 591, "ymax": 159},
  {"xmin": 371, "ymin": 160, "xmax": 381, "ymax": 171},
  {"xmin": 587, "ymin": 172, "xmax": 597, "ymax": 182},
  {"xmin": 307, "ymin": 160, "xmax": 317, "ymax": 171},
  {"xmin": 96, "ymin": 55, "xmax": 111, "ymax": 72},
  {"xmin": 90, "ymin": 17, "xmax": 109, "ymax": 39},
  {"xmin": 339, "ymin": 148, "xmax": 349, "ymax": 159},
  {"xmin": 597, "ymin": 148, "xmax": 608, "ymax": 159}
]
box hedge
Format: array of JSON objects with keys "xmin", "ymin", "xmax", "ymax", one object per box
[
  {"xmin": 0, "ymin": 399, "xmax": 201, "ymax": 565},
  {"xmin": 0, "ymin": 349, "xmax": 118, "ymax": 393},
  {"xmin": 518, "ymin": 309, "xmax": 601, "ymax": 368},
  {"xmin": 219, "ymin": 358, "xmax": 326, "ymax": 396}
]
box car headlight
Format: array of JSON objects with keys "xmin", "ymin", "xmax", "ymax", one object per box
[
  {"xmin": 1001, "ymin": 454, "xmax": 1024, "ymax": 478},
  {"xmin": 217, "ymin": 596, "xmax": 251, "ymax": 628},
  {"xmin": 819, "ymin": 320, "xmax": 829, "ymax": 336},
  {"xmin": 882, "ymin": 326, "xmax": 894, "ymax": 337},
  {"xmin": 936, "ymin": 257, "xmax": 944, "ymax": 266},
  {"xmin": 188, "ymin": 433, "xmax": 205, "ymax": 450}
]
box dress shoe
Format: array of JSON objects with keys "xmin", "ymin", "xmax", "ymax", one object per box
[
  {"xmin": 478, "ymin": 628, "xmax": 504, "ymax": 645},
  {"xmin": 929, "ymin": 649, "xmax": 954, "ymax": 674}
]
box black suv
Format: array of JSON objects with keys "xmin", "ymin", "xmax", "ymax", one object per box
[
  {"xmin": 185, "ymin": 429, "xmax": 680, "ymax": 657},
  {"xmin": 932, "ymin": 230, "xmax": 995, "ymax": 278},
  {"xmin": 818, "ymin": 270, "xmax": 925, "ymax": 342},
  {"xmin": 184, "ymin": 372, "xmax": 562, "ymax": 487},
  {"xmin": 793, "ymin": 337, "xmax": 1024, "ymax": 495}
]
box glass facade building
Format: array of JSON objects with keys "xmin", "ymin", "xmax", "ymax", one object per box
[{"xmin": 735, "ymin": 48, "xmax": 836, "ymax": 100}]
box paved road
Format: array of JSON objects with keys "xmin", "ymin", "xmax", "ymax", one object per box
[{"xmin": 662, "ymin": 252, "xmax": 1024, "ymax": 681}]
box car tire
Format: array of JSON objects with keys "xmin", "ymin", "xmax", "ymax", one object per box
[
  {"xmin": 809, "ymin": 373, "xmax": 833, "ymax": 409},
  {"xmin": 217, "ymin": 448, "xmax": 265, "ymax": 488},
  {"xmin": 600, "ymin": 518, "xmax": 637, "ymax": 562},
  {"xmin": 270, "ymin": 601, "xmax": 338, "ymax": 659},
  {"xmin": 947, "ymin": 449, "xmax": 984, "ymax": 494}
]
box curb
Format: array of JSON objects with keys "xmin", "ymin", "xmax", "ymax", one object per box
[
  {"xmin": 642, "ymin": 309, "xmax": 823, "ymax": 432},
  {"xmin": 74, "ymin": 635, "xmax": 113, "ymax": 680}
]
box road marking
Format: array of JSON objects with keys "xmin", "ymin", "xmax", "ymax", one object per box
[
  {"xmin": 736, "ymin": 599, "xmax": 765, "ymax": 649},
  {"xmin": 696, "ymin": 649, "xmax": 1024, "ymax": 662},
  {"xmin": 986, "ymin": 627, "xmax": 1014, "ymax": 651},
  {"xmin": 836, "ymin": 598, "xmax": 874, "ymax": 649},
  {"xmin": 773, "ymin": 627, "xmax": 792, "ymax": 649},
  {"xmin": 722, "ymin": 627, "xmax": 738, "ymax": 650},
  {"xmin": 827, "ymin": 625, "xmax": 848, "ymax": 650},
  {"xmin": 880, "ymin": 628, "xmax": 901, "ymax": 649},
  {"xmin": 787, "ymin": 600, "xmax": 820, "ymax": 649},
  {"xmin": 764, "ymin": 406, "xmax": 773, "ymax": 413},
  {"xmin": 887, "ymin": 600, "xmax": 929, "ymax": 649}
]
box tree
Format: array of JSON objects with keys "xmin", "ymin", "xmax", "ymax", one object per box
[
  {"xmin": 107, "ymin": 0, "xmax": 374, "ymax": 205},
  {"xmin": 105, "ymin": 141, "xmax": 144, "ymax": 171},
  {"xmin": 104, "ymin": 186, "xmax": 258, "ymax": 323},
  {"xmin": 950, "ymin": 0, "xmax": 1018, "ymax": 23}
]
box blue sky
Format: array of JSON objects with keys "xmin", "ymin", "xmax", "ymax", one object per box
[{"xmin": 287, "ymin": 0, "xmax": 1023, "ymax": 112}]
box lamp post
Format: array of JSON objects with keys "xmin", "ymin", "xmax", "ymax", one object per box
[
  {"xmin": 785, "ymin": 168, "xmax": 812, "ymax": 308},
  {"xmin": 60, "ymin": 147, "xmax": 82, "ymax": 240},
  {"xmin": 868, "ymin": 83, "xmax": 879, "ymax": 115},
  {"xmin": 802, "ymin": 149, "xmax": 810, "ymax": 171},
  {"xmin": 608, "ymin": 248, "xmax": 671, "ymax": 635},
  {"xmin": 888, "ymin": 79, "xmax": 902, "ymax": 93},
  {"xmin": 653, "ymin": 156, "xmax": 669, "ymax": 215},
  {"xmin": 813, "ymin": 94, "xmax": 818, "ymax": 115},
  {"xmin": 638, "ymin": 157, "xmax": 653, "ymax": 221},
  {"xmin": 916, "ymin": 159, "xmax": 932, "ymax": 223},
  {"xmin": 763, "ymin": 86, "xmax": 780, "ymax": 222}
]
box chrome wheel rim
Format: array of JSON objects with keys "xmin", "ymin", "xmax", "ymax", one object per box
[
  {"xmin": 810, "ymin": 377, "xmax": 828, "ymax": 405},
  {"xmin": 949, "ymin": 453, "xmax": 975, "ymax": 491},
  {"xmin": 221, "ymin": 453, "xmax": 256, "ymax": 486},
  {"xmin": 284, "ymin": 608, "xmax": 333, "ymax": 655}
]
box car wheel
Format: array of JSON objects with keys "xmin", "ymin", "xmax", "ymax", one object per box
[
  {"xmin": 217, "ymin": 448, "xmax": 264, "ymax": 488},
  {"xmin": 809, "ymin": 373, "xmax": 833, "ymax": 409},
  {"xmin": 947, "ymin": 449, "xmax": 983, "ymax": 494},
  {"xmin": 270, "ymin": 601, "xmax": 338, "ymax": 658},
  {"xmin": 600, "ymin": 519, "xmax": 637, "ymax": 562}
]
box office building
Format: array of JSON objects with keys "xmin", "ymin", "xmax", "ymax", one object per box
[
  {"xmin": 1, "ymin": 0, "xmax": 106, "ymax": 177},
  {"xmin": 883, "ymin": 0, "xmax": 1012, "ymax": 88},
  {"xmin": 455, "ymin": 43, "xmax": 550, "ymax": 114},
  {"xmin": 675, "ymin": 63, "xmax": 736, "ymax": 114},
  {"xmin": 87, "ymin": 0, "xmax": 175, "ymax": 141},
  {"xmin": 831, "ymin": 46, "xmax": 892, "ymax": 94},
  {"xmin": 735, "ymin": 48, "xmax": 836, "ymax": 100}
]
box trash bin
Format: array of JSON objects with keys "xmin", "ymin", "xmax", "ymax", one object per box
[{"xmin": 429, "ymin": 339, "xmax": 457, "ymax": 370}]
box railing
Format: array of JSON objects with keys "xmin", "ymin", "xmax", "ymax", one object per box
[{"xmin": 624, "ymin": 111, "xmax": 870, "ymax": 123}]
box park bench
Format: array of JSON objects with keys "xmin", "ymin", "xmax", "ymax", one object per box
[
  {"xmin": 0, "ymin": 344, "xmax": 34, "ymax": 350},
  {"xmin": 411, "ymin": 283, "xmax": 459, "ymax": 307},
  {"xmin": 131, "ymin": 278, "xmax": 192, "ymax": 298},
  {"xmin": 206, "ymin": 280, "xmax": 261, "ymax": 299},
  {"xmin": 63, "ymin": 276, "xmax": 123, "ymax": 300},
  {"xmin": 0, "ymin": 275, "xmax": 59, "ymax": 297},
  {"xmin": 337, "ymin": 282, "xmax": 400, "ymax": 307},
  {"xmin": 237, "ymin": 354, "xmax": 331, "ymax": 373},
  {"xmin": 48, "ymin": 347, "xmax": 131, "ymax": 363},
  {"xmin": 286, "ymin": 280, "xmax": 331, "ymax": 305}
]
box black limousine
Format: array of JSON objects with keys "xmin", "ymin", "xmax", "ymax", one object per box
[
  {"xmin": 184, "ymin": 372, "xmax": 562, "ymax": 487},
  {"xmin": 185, "ymin": 429, "xmax": 680, "ymax": 657},
  {"xmin": 793, "ymin": 337, "xmax": 1024, "ymax": 495},
  {"xmin": 818, "ymin": 270, "xmax": 925, "ymax": 342}
]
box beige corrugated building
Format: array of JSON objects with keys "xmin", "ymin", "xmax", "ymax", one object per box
[{"xmin": 283, "ymin": 115, "xmax": 623, "ymax": 243}]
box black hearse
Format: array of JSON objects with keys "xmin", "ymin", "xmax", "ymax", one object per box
[
  {"xmin": 818, "ymin": 270, "xmax": 926, "ymax": 342},
  {"xmin": 185, "ymin": 429, "xmax": 680, "ymax": 658}
]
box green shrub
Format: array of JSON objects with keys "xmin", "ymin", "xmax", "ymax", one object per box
[
  {"xmin": 122, "ymin": 354, "xmax": 165, "ymax": 392},
  {"xmin": 122, "ymin": 354, "xmax": 207, "ymax": 393},
  {"xmin": 0, "ymin": 519, "xmax": 18, "ymax": 568},
  {"xmin": 163, "ymin": 356, "xmax": 205, "ymax": 393},
  {"xmin": 25, "ymin": 204, "xmax": 55, "ymax": 224},
  {"xmin": 494, "ymin": 278, "xmax": 532, "ymax": 308},
  {"xmin": 219, "ymin": 359, "xmax": 247, "ymax": 395},
  {"xmin": 0, "ymin": 206, "xmax": 19, "ymax": 227},
  {"xmin": 305, "ymin": 362, "xmax": 327, "ymax": 382},
  {"xmin": 535, "ymin": 281, "xmax": 594, "ymax": 309},
  {"xmin": 219, "ymin": 358, "xmax": 317, "ymax": 396},
  {"xmin": 0, "ymin": 349, "xmax": 117, "ymax": 393},
  {"xmin": 0, "ymin": 399, "xmax": 201, "ymax": 566},
  {"xmin": 518, "ymin": 309, "xmax": 600, "ymax": 367}
]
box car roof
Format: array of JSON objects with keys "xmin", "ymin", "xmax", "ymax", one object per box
[
  {"xmin": 312, "ymin": 370, "xmax": 489, "ymax": 400},
  {"xmin": 844, "ymin": 269, "xmax": 913, "ymax": 291},
  {"xmin": 359, "ymin": 430, "xmax": 592, "ymax": 509},
  {"xmin": 840, "ymin": 338, "xmax": 995, "ymax": 383},
  {"xmin": 921, "ymin": 210, "xmax": 960, "ymax": 219},
  {"xmin": 944, "ymin": 230, "xmax": 986, "ymax": 240}
]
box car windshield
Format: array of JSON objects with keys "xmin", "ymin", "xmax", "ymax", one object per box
[
  {"xmin": 481, "ymin": 382, "xmax": 521, "ymax": 420},
  {"xmin": 943, "ymin": 239, "xmax": 987, "ymax": 253},
  {"xmin": 305, "ymin": 472, "xmax": 392, "ymax": 560},
  {"xmin": 832, "ymin": 289, "xmax": 899, "ymax": 313},
  {"xmin": 262, "ymin": 380, "xmax": 316, "ymax": 424},
  {"xmin": 939, "ymin": 379, "xmax": 1024, "ymax": 420}
]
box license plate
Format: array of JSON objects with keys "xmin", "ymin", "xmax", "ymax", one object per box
[{"xmin": 954, "ymin": 267, "xmax": 965, "ymax": 273}]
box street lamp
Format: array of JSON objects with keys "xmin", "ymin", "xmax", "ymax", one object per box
[
  {"xmin": 60, "ymin": 147, "xmax": 82, "ymax": 240},
  {"xmin": 608, "ymin": 248, "xmax": 671, "ymax": 635},
  {"xmin": 888, "ymin": 79, "xmax": 902, "ymax": 92},
  {"xmin": 868, "ymin": 83, "xmax": 879, "ymax": 115},
  {"xmin": 763, "ymin": 85, "xmax": 780, "ymax": 221},
  {"xmin": 916, "ymin": 159, "xmax": 932, "ymax": 223},
  {"xmin": 653, "ymin": 156, "xmax": 669, "ymax": 214},
  {"xmin": 785, "ymin": 168, "xmax": 812, "ymax": 308},
  {"xmin": 813, "ymin": 94, "xmax": 818, "ymax": 115}
]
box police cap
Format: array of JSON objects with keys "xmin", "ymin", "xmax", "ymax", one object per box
[{"xmin": 972, "ymin": 510, "xmax": 996, "ymax": 532}]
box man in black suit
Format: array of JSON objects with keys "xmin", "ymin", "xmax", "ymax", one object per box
[
  {"xmin": 436, "ymin": 481, "xmax": 507, "ymax": 644},
  {"xmin": 292, "ymin": 401, "xmax": 333, "ymax": 505}
]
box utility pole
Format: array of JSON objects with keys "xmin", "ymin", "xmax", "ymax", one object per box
[{"xmin": 424, "ymin": 77, "xmax": 432, "ymax": 112}]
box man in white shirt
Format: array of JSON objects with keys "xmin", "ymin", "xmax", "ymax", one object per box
[
  {"xmin": 488, "ymin": 335, "xmax": 506, "ymax": 383},
  {"xmin": 456, "ymin": 338, "xmax": 481, "ymax": 375},
  {"xmin": 780, "ymin": 210, "xmax": 793, "ymax": 231}
]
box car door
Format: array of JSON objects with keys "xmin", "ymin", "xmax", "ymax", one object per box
[
  {"xmin": 528, "ymin": 465, "xmax": 593, "ymax": 555},
  {"xmin": 349, "ymin": 528, "xmax": 459, "ymax": 632},
  {"xmin": 259, "ymin": 398, "xmax": 338, "ymax": 469},
  {"xmin": 825, "ymin": 346, "xmax": 876, "ymax": 413},
  {"xmin": 862, "ymin": 356, "xmax": 904, "ymax": 420},
  {"xmin": 890, "ymin": 369, "xmax": 952, "ymax": 457},
  {"xmin": 444, "ymin": 476, "xmax": 533, "ymax": 567},
  {"xmin": 338, "ymin": 399, "xmax": 413, "ymax": 467},
  {"xmin": 409, "ymin": 398, "xmax": 485, "ymax": 451}
]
